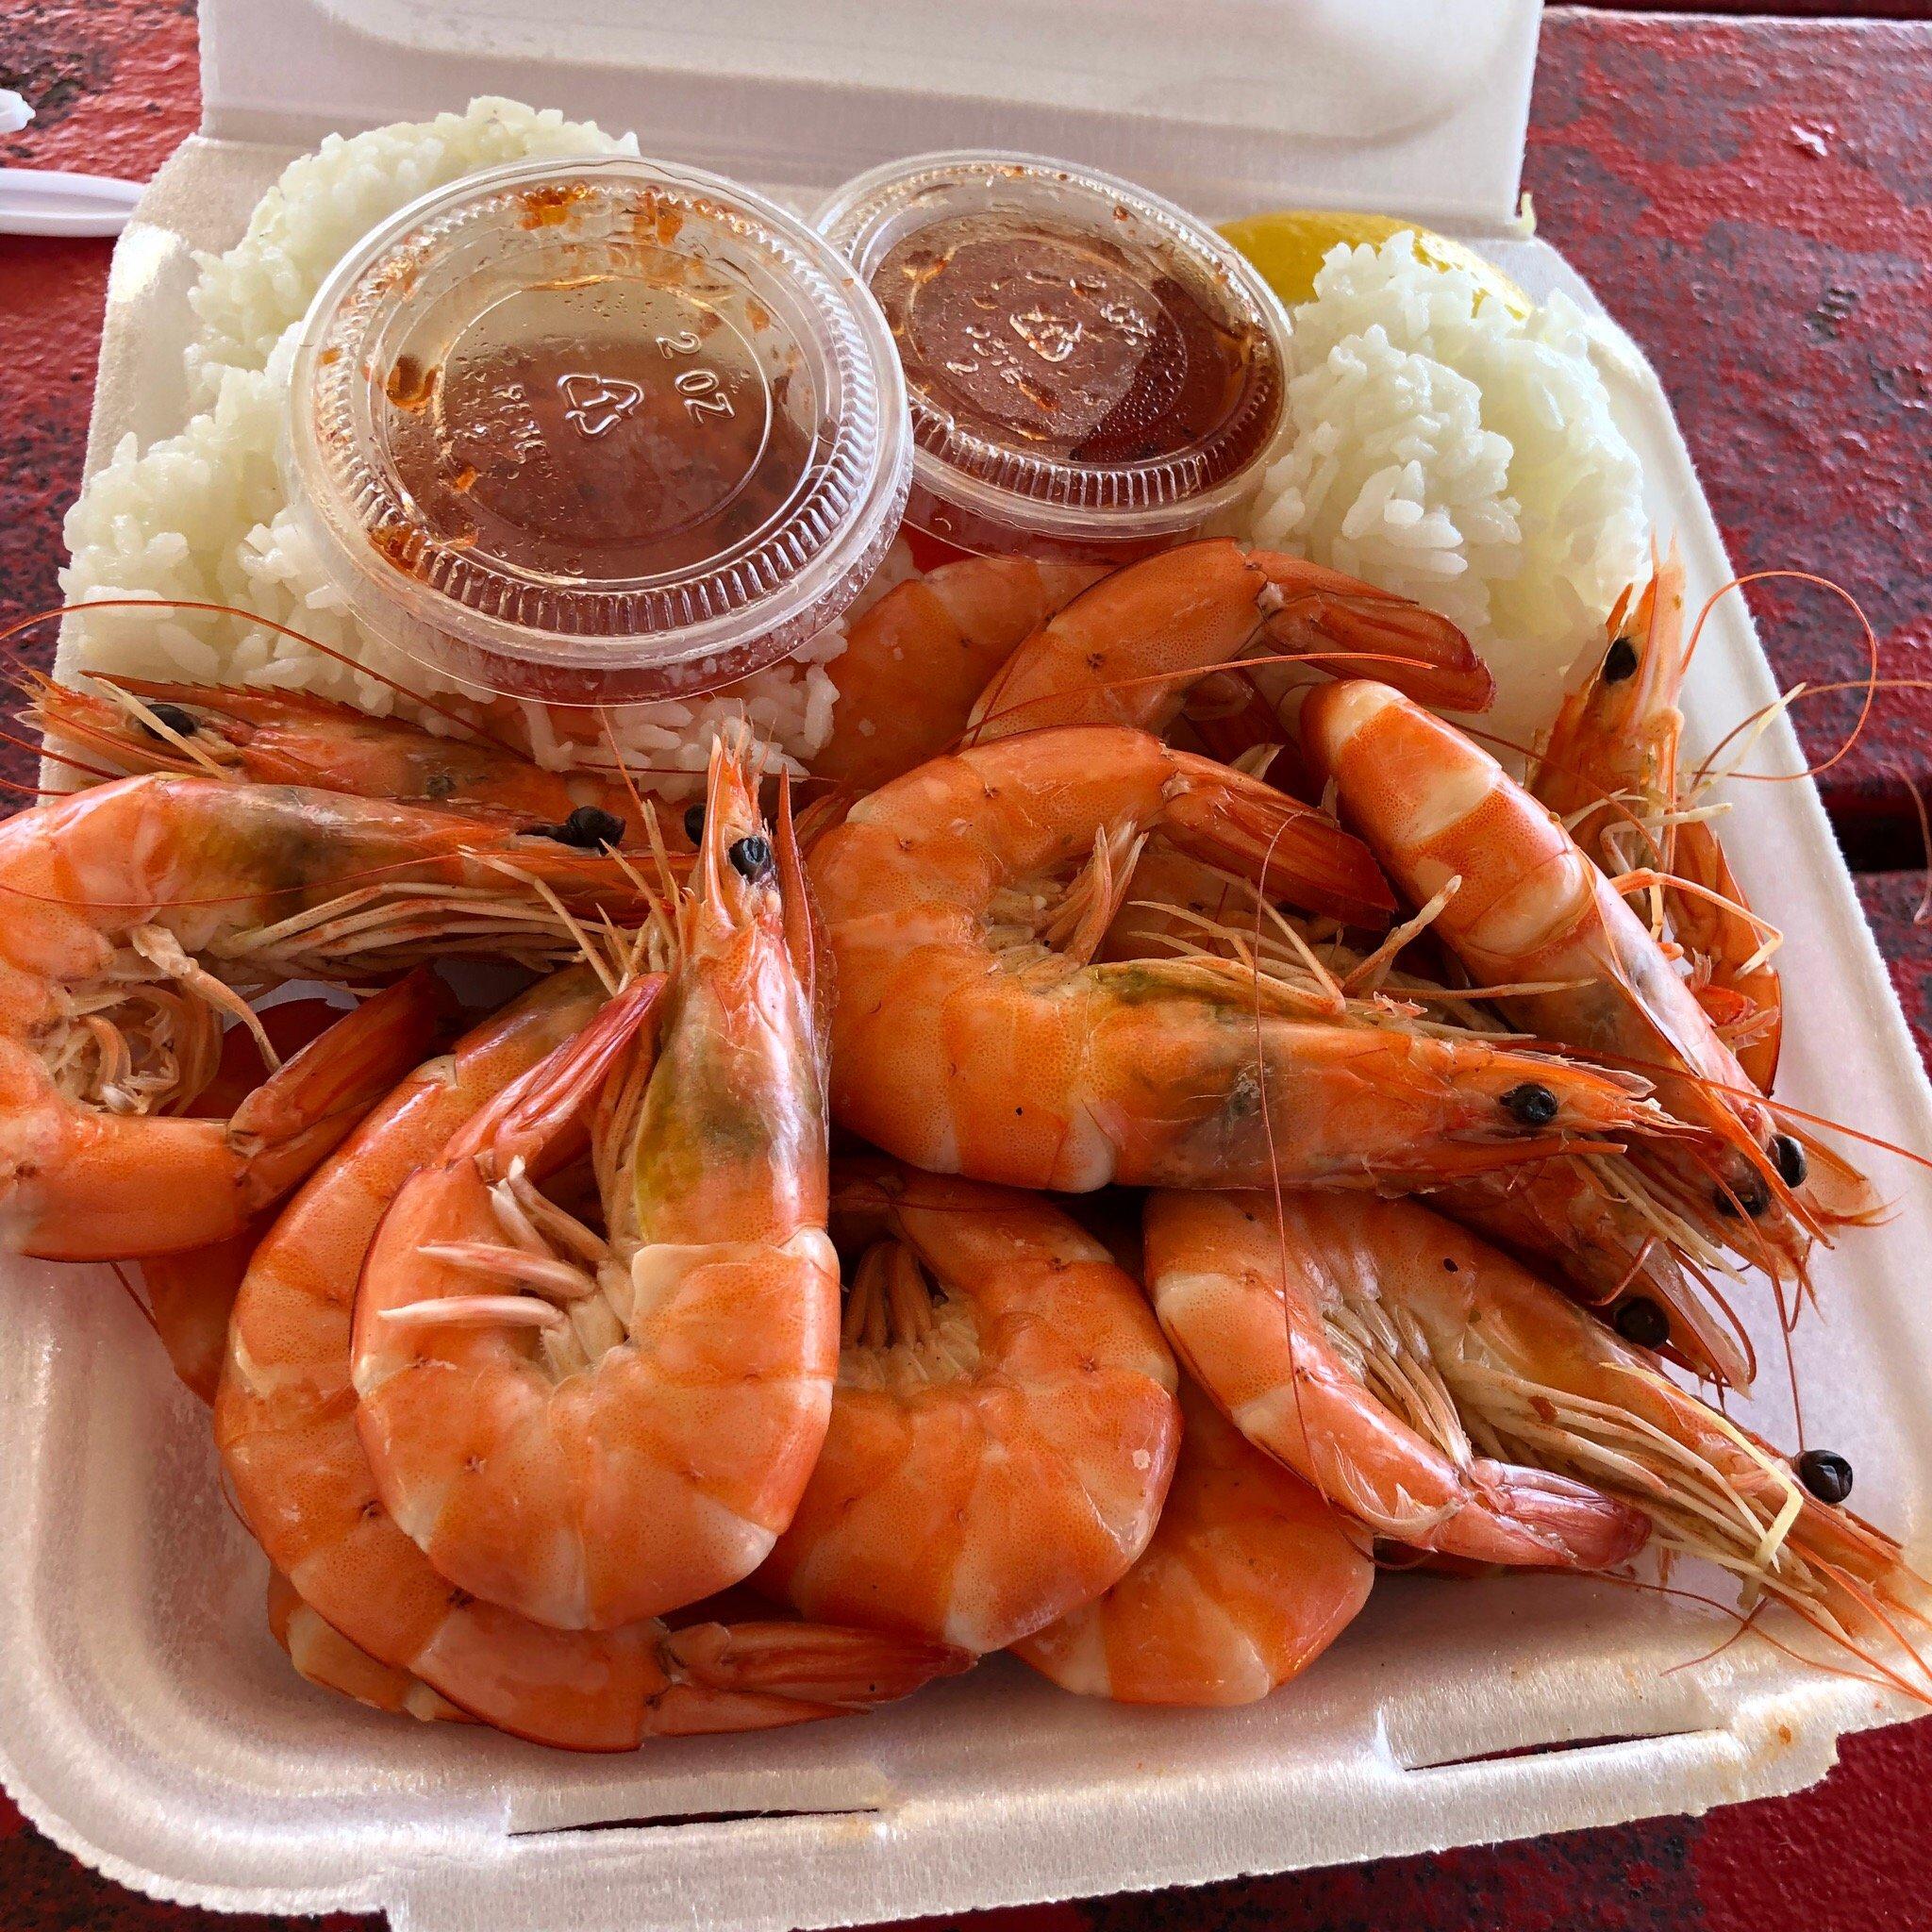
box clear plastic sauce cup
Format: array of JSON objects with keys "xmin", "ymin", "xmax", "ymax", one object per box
[
  {"xmin": 814, "ymin": 151, "xmax": 1292, "ymax": 564},
  {"xmin": 286, "ymin": 156, "xmax": 910, "ymax": 706}
]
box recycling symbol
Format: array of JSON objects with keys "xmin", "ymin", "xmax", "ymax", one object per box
[{"xmin": 558, "ymin": 371, "xmax": 645, "ymax": 440}]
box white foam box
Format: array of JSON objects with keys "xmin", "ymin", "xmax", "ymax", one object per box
[{"xmin": 9, "ymin": 2, "xmax": 1932, "ymax": 1926}]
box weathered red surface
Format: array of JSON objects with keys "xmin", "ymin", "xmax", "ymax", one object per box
[
  {"xmin": 1570, "ymin": 1, "xmax": 1932, "ymax": 16},
  {"xmin": 0, "ymin": 0, "xmax": 199, "ymax": 642},
  {"xmin": 1523, "ymin": 16, "xmax": 1932, "ymax": 837},
  {"xmin": 1, "ymin": 7, "xmax": 1931, "ymax": 1932}
]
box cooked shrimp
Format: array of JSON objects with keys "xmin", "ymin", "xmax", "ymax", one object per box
[
  {"xmin": 1097, "ymin": 841, "xmax": 1751, "ymax": 1384},
  {"xmin": 1534, "ymin": 556, "xmax": 1781, "ymax": 1091},
  {"xmin": 813, "ymin": 724, "xmax": 1666, "ymax": 1194},
  {"xmin": 217, "ymin": 969, "xmax": 967, "ymax": 1750},
  {"xmin": 1300, "ymin": 679, "xmax": 1872, "ymax": 1269},
  {"xmin": 351, "ymin": 738, "xmax": 839, "ymax": 1631},
  {"xmin": 28, "ymin": 672, "xmax": 667, "ymax": 847},
  {"xmin": 265, "ymin": 1571, "xmax": 468, "ymax": 1724},
  {"xmin": 137, "ymin": 997, "xmax": 348, "ymax": 1400},
  {"xmin": 963, "ymin": 538, "xmax": 1493, "ymax": 750},
  {"xmin": 0, "ymin": 774, "xmax": 643, "ymax": 1257},
  {"xmin": 141, "ymin": 1224, "xmax": 258, "ymax": 1403},
  {"xmin": 813, "ymin": 555, "xmax": 1106, "ymax": 790},
  {"xmin": 1147, "ymin": 1190, "xmax": 1647, "ymax": 1569},
  {"xmin": 1145, "ymin": 1191, "xmax": 1923, "ymax": 1676},
  {"xmin": 755, "ymin": 1159, "xmax": 1181, "ymax": 1654},
  {"xmin": 1012, "ymin": 1378, "xmax": 1372, "ymax": 1706}
]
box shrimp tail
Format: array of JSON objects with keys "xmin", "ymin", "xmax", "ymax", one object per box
[
  {"xmin": 142, "ymin": 1222, "xmax": 261, "ymax": 1402},
  {"xmin": 268, "ymin": 1572, "xmax": 470, "ymax": 1723},
  {"xmin": 1254, "ymin": 552, "xmax": 1496, "ymax": 714},
  {"xmin": 441, "ymin": 972, "xmax": 666, "ymax": 1182},
  {"xmin": 1160, "ymin": 747, "xmax": 1396, "ymax": 928},
  {"xmin": 229, "ymin": 972, "xmax": 452, "ymax": 1208},
  {"xmin": 663, "ymin": 1619, "xmax": 974, "ymax": 1715}
]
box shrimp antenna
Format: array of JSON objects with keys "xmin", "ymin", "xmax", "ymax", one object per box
[{"xmin": 1682, "ymin": 571, "xmax": 1880, "ymax": 786}]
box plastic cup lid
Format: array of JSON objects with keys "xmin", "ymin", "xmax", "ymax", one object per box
[
  {"xmin": 814, "ymin": 150, "xmax": 1291, "ymax": 552},
  {"xmin": 285, "ymin": 155, "xmax": 909, "ymax": 705}
]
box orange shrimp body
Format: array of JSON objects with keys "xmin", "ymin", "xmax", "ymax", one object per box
[
  {"xmin": 265, "ymin": 1571, "xmax": 469, "ymax": 1724},
  {"xmin": 1300, "ymin": 681, "xmax": 1793, "ymax": 1220},
  {"xmin": 1145, "ymin": 1191, "xmax": 1913, "ymax": 1656},
  {"xmin": 813, "ymin": 725, "xmax": 1664, "ymax": 1194},
  {"xmin": 352, "ymin": 742, "xmax": 840, "ymax": 1632},
  {"xmin": 965, "ymin": 537, "xmax": 1493, "ymax": 747},
  {"xmin": 217, "ymin": 970, "xmax": 966, "ymax": 1751},
  {"xmin": 1668, "ymin": 822, "xmax": 1783, "ymax": 1097},
  {"xmin": 30, "ymin": 673, "xmax": 665, "ymax": 842},
  {"xmin": 1013, "ymin": 1379, "xmax": 1373, "ymax": 1706},
  {"xmin": 3, "ymin": 971, "xmax": 442, "ymax": 1261},
  {"xmin": 756, "ymin": 1161, "xmax": 1181, "ymax": 1654},
  {"xmin": 1146, "ymin": 1190, "xmax": 1651, "ymax": 1570},
  {"xmin": 0, "ymin": 773, "xmax": 646, "ymax": 1257},
  {"xmin": 1534, "ymin": 558, "xmax": 1782, "ymax": 1093},
  {"xmin": 814, "ymin": 556, "xmax": 1105, "ymax": 790}
]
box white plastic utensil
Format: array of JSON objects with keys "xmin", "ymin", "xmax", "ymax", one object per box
[{"xmin": 0, "ymin": 167, "xmax": 143, "ymax": 237}]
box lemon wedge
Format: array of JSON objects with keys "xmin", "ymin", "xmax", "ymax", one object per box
[{"xmin": 1220, "ymin": 209, "xmax": 1533, "ymax": 318}]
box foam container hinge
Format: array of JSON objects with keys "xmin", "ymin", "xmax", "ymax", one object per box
[{"xmin": 11, "ymin": 0, "xmax": 1932, "ymax": 1925}]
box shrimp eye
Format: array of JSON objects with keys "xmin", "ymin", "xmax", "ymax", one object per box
[
  {"xmin": 529, "ymin": 806, "xmax": 625, "ymax": 851},
  {"xmin": 728, "ymin": 833, "xmax": 774, "ymax": 881},
  {"xmin": 144, "ymin": 702, "xmax": 199, "ymax": 739},
  {"xmin": 1613, "ymin": 1297, "xmax": 1670, "ymax": 1348},
  {"xmin": 1795, "ymin": 1449, "xmax": 1853, "ymax": 1505},
  {"xmin": 1500, "ymin": 1082, "xmax": 1558, "ymax": 1127},
  {"xmin": 1602, "ymin": 636, "xmax": 1639, "ymax": 683},
  {"xmin": 1714, "ymin": 1174, "xmax": 1772, "ymax": 1218},
  {"xmin": 1772, "ymin": 1133, "xmax": 1807, "ymax": 1187},
  {"xmin": 682, "ymin": 802, "xmax": 706, "ymax": 845}
]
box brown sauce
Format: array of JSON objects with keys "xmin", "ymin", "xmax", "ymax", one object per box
[
  {"xmin": 378, "ymin": 259, "xmax": 810, "ymax": 592},
  {"xmin": 873, "ymin": 211, "xmax": 1277, "ymax": 477}
]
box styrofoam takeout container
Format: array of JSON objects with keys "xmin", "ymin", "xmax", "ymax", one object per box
[{"xmin": 12, "ymin": 2, "xmax": 1932, "ymax": 1926}]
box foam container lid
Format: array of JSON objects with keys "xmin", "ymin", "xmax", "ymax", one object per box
[{"xmin": 17, "ymin": 2, "xmax": 1932, "ymax": 1926}]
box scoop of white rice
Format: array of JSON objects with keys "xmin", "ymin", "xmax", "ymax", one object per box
[
  {"xmin": 59, "ymin": 99, "xmax": 851, "ymax": 800},
  {"xmin": 1244, "ymin": 232, "xmax": 1648, "ymax": 747}
]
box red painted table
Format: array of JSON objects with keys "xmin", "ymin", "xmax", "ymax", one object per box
[{"xmin": 3, "ymin": 8, "xmax": 1931, "ymax": 1931}]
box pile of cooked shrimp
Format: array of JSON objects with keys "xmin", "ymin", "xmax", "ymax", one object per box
[{"xmin": 9, "ymin": 533, "xmax": 1926, "ymax": 1751}]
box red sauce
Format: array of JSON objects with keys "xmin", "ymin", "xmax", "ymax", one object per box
[
  {"xmin": 377, "ymin": 261, "xmax": 810, "ymax": 591},
  {"xmin": 873, "ymin": 210, "xmax": 1277, "ymax": 479}
]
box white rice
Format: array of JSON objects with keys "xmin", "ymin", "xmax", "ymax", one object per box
[
  {"xmin": 1243, "ymin": 232, "xmax": 1648, "ymax": 747},
  {"xmin": 58, "ymin": 99, "xmax": 855, "ymax": 802}
]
